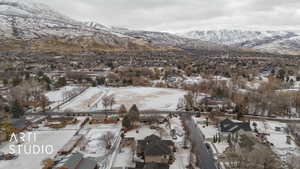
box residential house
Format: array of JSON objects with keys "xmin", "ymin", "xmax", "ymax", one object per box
[
  {"xmin": 56, "ymin": 152, "xmax": 98, "ymax": 169},
  {"xmin": 143, "ymin": 163, "xmax": 169, "ymax": 169},
  {"xmin": 128, "ymin": 162, "xmax": 169, "ymax": 169},
  {"xmin": 137, "ymin": 134, "xmax": 175, "ymax": 164},
  {"xmin": 219, "ymin": 119, "xmax": 251, "ymax": 136}
]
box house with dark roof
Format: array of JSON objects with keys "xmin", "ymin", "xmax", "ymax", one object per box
[
  {"xmin": 143, "ymin": 162, "xmax": 169, "ymax": 169},
  {"xmin": 128, "ymin": 161, "xmax": 170, "ymax": 169},
  {"xmin": 56, "ymin": 152, "xmax": 98, "ymax": 169},
  {"xmin": 137, "ymin": 134, "xmax": 175, "ymax": 164},
  {"xmin": 219, "ymin": 119, "xmax": 251, "ymax": 135}
]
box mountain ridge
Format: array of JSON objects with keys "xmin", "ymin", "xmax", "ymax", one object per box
[
  {"xmin": 0, "ymin": 0, "xmax": 299, "ymax": 55},
  {"xmin": 178, "ymin": 30, "xmax": 300, "ymax": 55}
]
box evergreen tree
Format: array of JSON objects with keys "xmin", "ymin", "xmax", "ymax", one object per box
[
  {"xmin": 128, "ymin": 104, "xmax": 140, "ymax": 122},
  {"xmin": 122, "ymin": 115, "xmax": 131, "ymax": 129},
  {"xmin": 118, "ymin": 104, "xmax": 127, "ymax": 117},
  {"xmin": 42, "ymin": 75, "xmax": 52, "ymax": 84},
  {"xmin": 55, "ymin": 77, "xmax": 66, "ymax": 88},
  {"xmin": 96, "ymin": 76, "xmax": 106, "ymax": 85},
  {"xmin": 10, "ymin": 99, "xmax": 24, "ymax": 118}
]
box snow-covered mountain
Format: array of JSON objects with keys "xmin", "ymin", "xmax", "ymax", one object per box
[
  {"xmin": 1, "ymin": 0, "xmax": 298, "ymax": 55},
  {"xmin": 178, "ymin": 30, "xmax": 300, "ymax": 55},
  {"xmin": 0, "ymin": 0, "xmax": 237, "ymax": 53},
  {"xmin": 0, "ymin": 0, "xmax": 152, "ymax": 51},
  {"xmin": 111, "ymin": 28, "xmax": 231, "ymax": 51}
]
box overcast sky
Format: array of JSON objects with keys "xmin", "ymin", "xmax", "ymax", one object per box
[{"xmin": 42, "ymin": 0, "xmax": 300, "ymax": 33}]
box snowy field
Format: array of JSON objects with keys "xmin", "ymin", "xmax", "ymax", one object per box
[
  {"xmin": 45, "ymin": 86, "xmax": 80, "ymax": 108},
  {"xmin": 50, "ymin": 86, "xmax": 186, "ymax": 112},
  {"xmin": 46, "ymin": 86, "xmax": 79, "ymax": 102},
  {"xmin": 0, "ymin": 130, "xmax": 76, "ymax": 169}
]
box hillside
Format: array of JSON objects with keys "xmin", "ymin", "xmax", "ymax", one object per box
[
  {"xmin": 179, "ymin": 30, "xmax": 300, "ymax": 55},
  {"xmin": 0, "ymin": 0, "xmax": 154, "ymax": 52}
]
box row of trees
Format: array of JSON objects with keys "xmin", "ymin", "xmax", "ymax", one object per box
[
  {"xmin": 101, "ymin": 94, "xmax": 116, "ymax": 112},
  {"xmin": 180, "ymin": 75, "xmax": 300, "ymax": 118}
]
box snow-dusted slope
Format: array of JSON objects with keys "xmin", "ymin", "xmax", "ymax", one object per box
[
  {"xmin": 111, "ymin": 28, "xmax": 232, "ymax": 51},
  {"xmin": 255, "ymin": 36, "xmax": 300, "ymax": 55},
  {"xmin": 0, "ymin": 0, "xmax": 152, "ymax": 51},
  {"xmin": 179, "ymin": 30, "xmax": 300, "ymax": 55},
  {"xmin": 0, "ymin": 0, "xmax": 84, "ymax": 39}
]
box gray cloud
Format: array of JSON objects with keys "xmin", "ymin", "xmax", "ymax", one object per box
[{"xmin": 41, "ymin": 0, "xmax": 300, "ymax": 32}]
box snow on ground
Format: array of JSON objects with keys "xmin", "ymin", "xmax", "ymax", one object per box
[
  {"xmin": 112, "ymin": 147, "xmax": 134, "ymax": 168},
  {"xmin": 294, "ymin": 81, "xmax": 300, "ymax": 88},
  {"xmin": 59, "ymin": 86, "xmax": 186, "ymax": 112},
  {"xmin": 214, "ymin": 142, "xmax": 228, "ymax": 154},
  {"xmin": 83, "ymin": 127, "xmax": 119, "ymax": 156},
  {"xmin": 126, "ymin": 126, "xmax": 160, "ymax": 140},
  {"xmin": 246, "ymin": 81, "xmax": 262, "ymax": 90},
  {"xmin": 45, "ymin": 86, "xmax": 80, "ymax": 108},
  {"xmin": 58, "ymin": 86, "xmax": 108, "ymax": 112},
  {"xmin": 170, "ymin": 148, "xmax": 189, "ymax": 169},
  {"xmin": 200, "ymin": 124, "xmax": 218, "ymax": 139},
  {"xmin": 193, "ymin": 117, "xmax": 218, "ymax": 139},
  {"xmin": 0, "ymin": 130, "xmax": 76, "ymax": 169},
  {"xmin": 252, "ymin": 120, "xmax": 300, "ymax": 159},
  {"xmin": 183, "ymin": 76, "xmax": 205, "ymax": 85},
  {"xmin": 193, "ymin": 117, "xmax": 228, "ymax": 154},
  {"xmin": 169, "ymin": 117, "xmax": 184, "ymax": 142},
  {"xmin": 45, "ymin": 86, "xmax": 79, "ymax": 102}
]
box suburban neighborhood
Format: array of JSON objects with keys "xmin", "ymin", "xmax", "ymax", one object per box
[{"xmin": 1, "ymin": 0, "xmax": 300, "ymax": 169}]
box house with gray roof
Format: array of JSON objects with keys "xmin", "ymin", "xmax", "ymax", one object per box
[
  {"xmin": 219, "ymin": 118, "xmax": 251, "ymax": 135},
  {"xmin": 56, "ymin": 152, "xmax": 98, "ymax": 169},
  {"xmin": 137, "ymin": 134, "xmax": 175, "ymax": 165}
]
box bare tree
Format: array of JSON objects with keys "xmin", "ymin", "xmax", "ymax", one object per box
[
  {"xmin": 226, "ymin": 133, "xmax": 281, "ymax": 169},
  {"xmin": 102, "ymin": 94, "xmax": 110, "ymax": 113},
  {"xmin": 100, "ymin": 131, "xmax": 115, "ymax": 149},
  {"xmin": 108, "ymin": 94, "xmax": 116, "ymax": 110}
]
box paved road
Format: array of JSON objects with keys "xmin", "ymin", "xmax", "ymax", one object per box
[
  {"xmin": 25, "ymin": 110, "xmax": 195, "ymax": 116},
  {"xmin": 183, "ymin": 115, "xmax": 218, "ymax": 169}
]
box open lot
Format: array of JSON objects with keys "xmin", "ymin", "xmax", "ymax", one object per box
[
  {"xmin": 47, "ymin": 86, "xmax": 186, "ymax": 112},
  {"xmin": 45, "ymin": 86, "xmax": 81, "ymax": 109}
]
